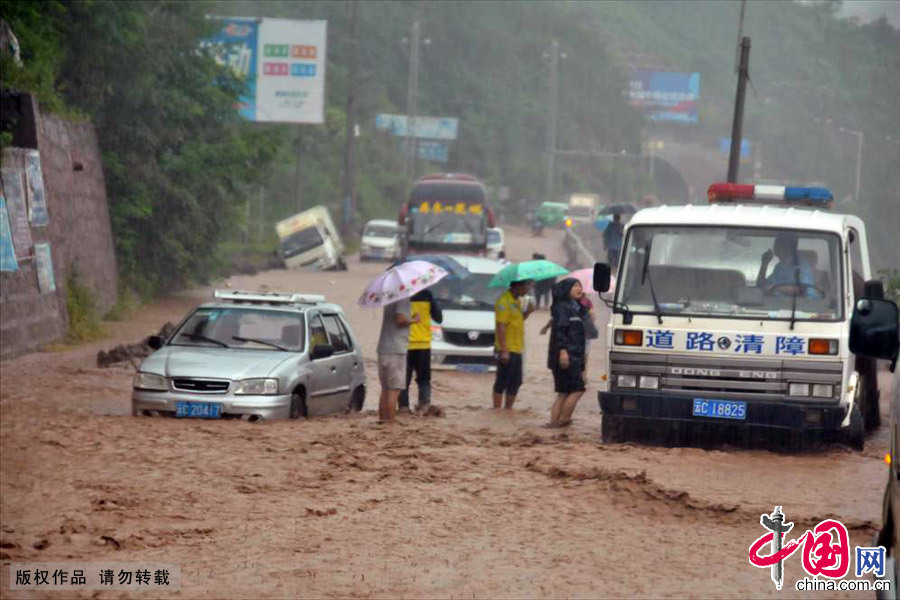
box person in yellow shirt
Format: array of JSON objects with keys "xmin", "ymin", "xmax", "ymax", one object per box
[
  {"xmin": 493, "ymin": 278, "xmax": 535, "ymax": 409},
  {"xmin": 399, "ymin": 288, "xmax": 443, "ymax": 411}
]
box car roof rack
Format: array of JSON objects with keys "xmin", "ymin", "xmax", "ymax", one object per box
[{"xmin": 213, "ymin": 290, "xmax": 326, "ymax": 305}]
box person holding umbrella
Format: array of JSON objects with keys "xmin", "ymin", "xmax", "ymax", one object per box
[
  {"xmin": 603, "ymin": 213, "xmax": 624, "ymax": 270},
  {"xmin": 359, "ymin": 261, "xmax": 448, "ymax": 422},
  {"xmin": 488, "ymin": 258, "xmax": 569, "ymax": 410}
]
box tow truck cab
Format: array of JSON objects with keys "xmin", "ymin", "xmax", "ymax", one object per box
[{"xmin": 593, "ymin": 183, "xmax": 899, "ymax": 448}]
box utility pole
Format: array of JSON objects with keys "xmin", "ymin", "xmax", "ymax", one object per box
[
  {"xmin": 545, "ymin": 39, "xmax": 560, "ymax": 203},
  {"xmin": 840, "ymin": 127, "xmax": 864, "ymax": 202},
  {"xmin": 257, "ymin": 185, "xmax": 264, "ymax": 243},
  {"xmin": 727, "ymin": 36, "xmax": 751, "ymax": 183},
  {"xmin": 342, "ymin": 0, "xmax": 359, "ymax": 233},
  {"xmin": 293, "ymin": 126, "xmax": 303, "ymax": 211},
  {"xmin": 402, "ymin": 21, "xmax": 421, "ymax": 180}
]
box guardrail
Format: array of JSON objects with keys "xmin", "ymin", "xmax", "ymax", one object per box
[{"xmin": 562, "ymin": 225, "xmax": 597, "ymax": 270}]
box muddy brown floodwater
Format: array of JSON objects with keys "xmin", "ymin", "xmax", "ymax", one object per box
[{"xmin": 1, "ymin": 226, "xmax": 895, "ymax": 598}]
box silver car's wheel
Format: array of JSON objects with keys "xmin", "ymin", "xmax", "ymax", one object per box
[
  {"xmin": 349, "ymin": 386, "xmax": 365, "ymax": 412},
  {"xmin": 289, "ymin": 391, "xmax": 307, "ymax": 420}
]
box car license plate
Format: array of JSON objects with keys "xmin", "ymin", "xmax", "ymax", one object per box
[
  {"xmin": 175, "ymin": 401, "xmax": 222, "ymax": 419},
  {"xmin": 692, "ymin": 399, "xmax": 747, "ymax": 420},
  {"xmin": 456, "ymin": 364, "xmax": 490, "ymax": 373}
]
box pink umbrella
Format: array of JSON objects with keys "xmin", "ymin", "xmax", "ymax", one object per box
[
  {"xmin": 358, "ymin": 260, "xmax": 449, "ymax": 308},
  {"xmin": 569, "ymin": 268, "xmax": 616, "ymax": 298}
]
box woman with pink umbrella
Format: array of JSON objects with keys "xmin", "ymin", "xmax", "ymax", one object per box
[{"xmin": 359, "ymin": 261, "xmax": 448, "ymax": 422}]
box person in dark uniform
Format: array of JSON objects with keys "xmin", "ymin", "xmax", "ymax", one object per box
[
  {"xmin": 547, "ymin": 278, "xmax": 588, "ymax": 427},
  {"xmin": 532, "ymin": 253, "xmax": 554, "ymax": 309}
]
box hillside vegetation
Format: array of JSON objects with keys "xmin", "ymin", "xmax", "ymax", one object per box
[{"xmin": 2, "ymin": 0, "xmax": 897, "ymax": 297}]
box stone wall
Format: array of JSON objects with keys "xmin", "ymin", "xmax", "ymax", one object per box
[{"xmin": 0, "ymin": 94, "xmax": 117, "ymax": 360}]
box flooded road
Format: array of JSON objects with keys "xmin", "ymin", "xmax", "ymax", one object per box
[{"xmin": 1, "ymin": 226, "xmax": 894, "ymax": 598}]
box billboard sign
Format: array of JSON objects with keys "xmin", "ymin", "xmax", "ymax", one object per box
[
  {"xmin": 207, "ymin": 17, "xmax": 327, "ymax": 123},
  {"xmin": 402, "ymin": 140, "xmax": 449, "ymax": 163},
  {"xmin": 628, "ymin": 71, "xmax": 700, "ymax": 123},
  {"xmin": 34, "ymin": 243, "xmax": 56, "ymax": 293},
  {"xmin": 375, "ymin": 114, "xmax": 458, "ymax": 140},
  {"xmin": 25, "ymin": 150, "xmax": 49, "ymax": 226},
  {"xmin": 0, "ymin": 168, "xmax": 33, "ymax": 259},
  {"xmin": 718, "ymin": 137, "xmax": 751, "ymax": 160},
  {"xmin": 0, "ymin": 197, "xmax": 18, "ymax": 272}
]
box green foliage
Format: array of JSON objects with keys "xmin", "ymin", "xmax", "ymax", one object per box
[
  {"xmin": 64, "ymin": 271, "xmax": 106, "ymax": 343},
  {"xmin": 879, "ymin": 269, "xmax": 900, "ymax": 305}
]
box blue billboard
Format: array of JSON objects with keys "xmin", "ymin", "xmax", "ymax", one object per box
[
  {"xmin": 628, "ymin": 71, "xmax": 700, "ymax": 124},
  {"xmin": 205, "ymin": 18, "xmax": 260, "ymax": 121}
]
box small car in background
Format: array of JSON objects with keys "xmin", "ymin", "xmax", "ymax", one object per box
[
  {"xmin": 486, "ymin": 227, "xmax": 505, "ymax": 259},
  {"xmin": 132, "ymin": 290, "xmax": 366, "ymax": 421},
  {"xmin": 359, "ymin": 219, "xmax": 401, "ymax": 262}
]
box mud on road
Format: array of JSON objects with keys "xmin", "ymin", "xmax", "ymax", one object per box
[{"xmin": 1, "ymin": 227, "xmax": 895, "ymax": 598}]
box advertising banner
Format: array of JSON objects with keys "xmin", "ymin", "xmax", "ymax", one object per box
[
  {"xmin": 33, "ymin": 243, "xmax": 55, "ymax": 293},
  {"xmin": 25, "ymin": 150, "xmax": 49, "ymax": 226},
  {"xmin": 627, "ymin": 71, "xmax": 700, "ymax": 123},
  {"xmin": 401, "ymin": 140, "xmax": 449, "ymax": 163},
  {"xmin": 207, "ymin": 18, "xmax": 327, "ymax": 123},
  {"xmin": 0, "ymin": 168, "xmax": 33, "ymax": 259},
  {"xmin": 719, "ymin": 137, "xmax": 751, "ymax": 161},
  {"xmin": 0, "ymin": 197, "xmax": 18, "ymax": 272},
  {"xmin": 375, "ymin": 114, "xmax": 459, "ymax": 140}
]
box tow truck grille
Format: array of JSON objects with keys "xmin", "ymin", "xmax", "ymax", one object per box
[{"xmin": 610, "ymin": 352, "xmax": 842, "ymax": 401}]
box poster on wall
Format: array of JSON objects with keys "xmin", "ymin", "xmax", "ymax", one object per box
[
  {"xmin": 0, "ymin": 197, "xmax": 18, "ymax": 272},
  {"xmin": 25, "ymin": 150, "xmax": 49, "ymax": 226},
  {"xmin": 0, "ymin": 167, "xmax": 33, "ymax": 259},
  {"xmin": 33, "ymin": 243, "xmax": 56, "ymax": 293},
  {"xmin": 206, "ymin": 17, "xmax": 327, "ymax": 123}
]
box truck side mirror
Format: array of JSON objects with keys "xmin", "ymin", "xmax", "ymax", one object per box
[
  {"xmin": 593, "ymin": 263, "xmax": 611, "ymax": 293},
  {"xmin": 849, "ymin": 297, "xmax": 899, "ymax": 371},
  {"xmin": 863, "ymin": 279, "xmax": 885, "ymax": 299}
]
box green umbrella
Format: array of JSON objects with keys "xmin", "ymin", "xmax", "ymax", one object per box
[{"xmin": 488, "ymin": 259, "xmax": 569, "ymax": 288}]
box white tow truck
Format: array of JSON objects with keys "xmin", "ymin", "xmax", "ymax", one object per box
[
  {"xmin": 275, "ymin": 206, "xmax": 347, "ymax": 271},
  {"xmin": 591, "ymin": 182, "xmax": 899, "ymax": 448}
]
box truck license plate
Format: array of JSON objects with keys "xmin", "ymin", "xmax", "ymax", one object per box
[
  {"xmin": 175, "ymin": 401, "xmax": 222, "ymax": 419},
  {"xmin": 692, "ymin": 399, "xmax": 747, "ymax": 420}
]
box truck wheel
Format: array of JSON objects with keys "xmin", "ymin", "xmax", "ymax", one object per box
[
  {"xmin": 846, "ymin": 404, "xmax": 865, "ymax": 451},
  {"xmin": 864, "ymin": 380, "xmax": 882, "ymax": 431},
  {"xmin": 601, "ymin": 414, "xmax": 627, "ymax": 443}
]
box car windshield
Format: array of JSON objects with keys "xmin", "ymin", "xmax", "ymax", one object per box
[
  {"xmin": 432, "ymin": 272, "xmax": 504, "ymax": 311},
  {"xmin": 487, "ymin": 230, "xmax": 501, "ymax": 243},
  {"xmin": 410, "ymin": 211, "xmax": 487, "ymax": 245},
  {"xmin": 171, "ymin": 307, "xmax": 305, "ymax": 351},
  {"xmin": 280, "ymin": 227, "xmax": 323, "ymax": 258},
  {"xmin": 617, "ymin": 226, "xmax": 842, "ymax": 321},
  {"xmin": 363, "ymin": 225, "xmax": 397, "ymax": 238}
]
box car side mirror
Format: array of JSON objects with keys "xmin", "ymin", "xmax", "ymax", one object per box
[
  {"xmin": 593, "ymin": 263, "xmax": 611, "ymax": 293},
  {"xmin": 850, "ymin": 297, "xmax": 899, "ymax": 371},
  {"xmin": 147, "ymin": 335, "xmax": 164, "ymax": 350},
  {"xmin": 310, "ymin": 343, "xmax": 334, "ymax": 360}
]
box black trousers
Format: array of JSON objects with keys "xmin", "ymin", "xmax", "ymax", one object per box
[{"xmin": 399, "ymin": 349, "xmax": 432, "ymax": 408}]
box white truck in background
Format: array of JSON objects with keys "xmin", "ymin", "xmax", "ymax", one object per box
[
  {"xmin": 275, "ymin": 206, "xmax": 347, "ymax": 271},
  {"xmin": 566, "ymin": 193, "xmax": 601, "ymax": 225}
]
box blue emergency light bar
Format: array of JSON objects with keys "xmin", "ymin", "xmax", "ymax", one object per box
[{"xmin": 707, "ymin": 183, "xmax": 833, "ymax": 209}]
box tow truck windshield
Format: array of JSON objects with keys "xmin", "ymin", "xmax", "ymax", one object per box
[{"xmin": 617, "ymin": 226, "xmax": 842, "ymax": 321}]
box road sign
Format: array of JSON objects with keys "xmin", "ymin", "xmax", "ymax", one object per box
[
  {"xmin": 401, "ymin": 140, "xmax": 449, "ymax": 163},
  {"xmin": 375, "ymin": 114, "xmax": 458, "ymax": 140}
]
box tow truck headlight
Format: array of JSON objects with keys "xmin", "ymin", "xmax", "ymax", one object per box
[
  {"xmin": 234, "ymin": 378, "xmax": 279, "ymax": 395},
  {"xmin": 133, "ymin": 372, "xmax": 168, "ymax": 391},
  {"xmin": 431, "ymin": 325, "xmax": 443, "ymax": 342},
  {"xmin": 617, "ymin": 374, "xmax": 637, "ymax": 388},
  {"xmin": 789, "ymin": 383, "xmax": 810, "ymax": 397},
  {"xmin": 812, "ymin": 384, "xmax": 833, "ymax": 398},
  {"xmin": 639, "ymin": 376, "xmax": 659, "ymax": 390}
]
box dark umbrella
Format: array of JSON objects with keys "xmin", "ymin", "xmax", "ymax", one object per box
[{"xmin": 601, "ymin": 203, "xmax": 637, "ymax": 215}]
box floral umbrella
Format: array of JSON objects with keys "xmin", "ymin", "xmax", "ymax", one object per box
[{"xmin": 358, "ymin": 260, "xmax": 449, "ymax": 308}]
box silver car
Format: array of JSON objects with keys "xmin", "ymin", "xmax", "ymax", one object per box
[{"xmin": 132, "ymin": 291, "xmax": 366, "ymax": 421}]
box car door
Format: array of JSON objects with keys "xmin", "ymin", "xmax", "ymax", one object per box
[
  {"xmin": 306, "ymin": 313, "xmax": 343, "ymax": 416},
  {"xmin": 320, "ymin": 313, "xmax": 355, "ymax": 412}
]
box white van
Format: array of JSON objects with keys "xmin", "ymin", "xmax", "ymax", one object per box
[{"xmin": 360, "ymin": 219, "xmax": 401, "ymax": 262}]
